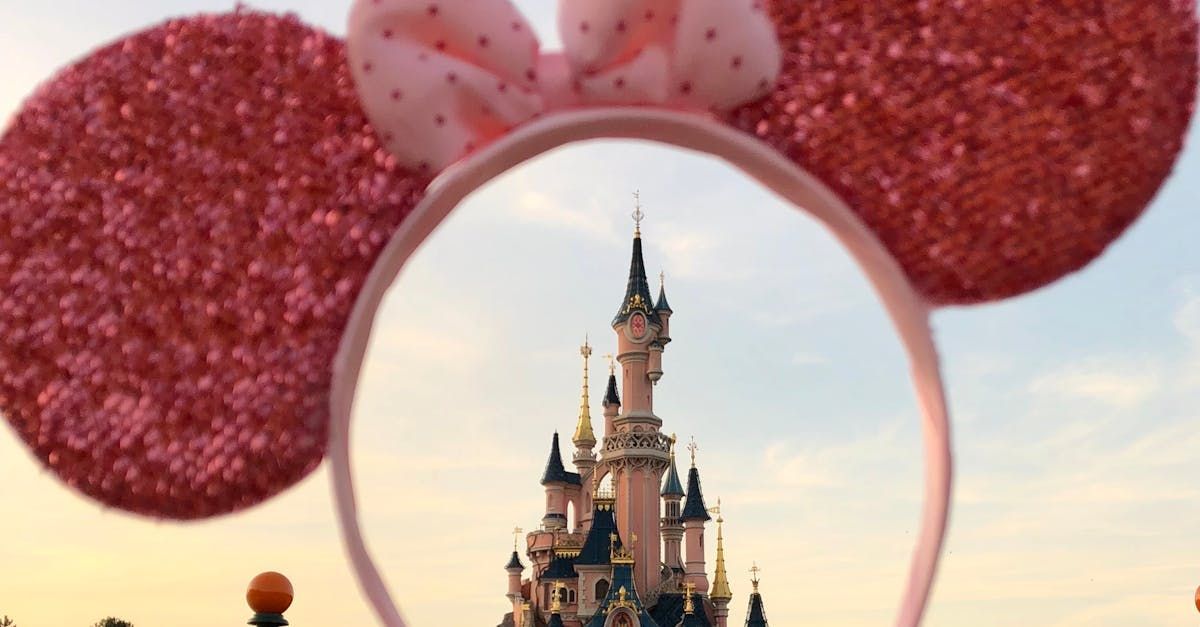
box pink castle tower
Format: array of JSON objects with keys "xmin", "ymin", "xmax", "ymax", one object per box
[{"xmin": 603, "ymin": 201, "xmax": 676, "ymax": 595}]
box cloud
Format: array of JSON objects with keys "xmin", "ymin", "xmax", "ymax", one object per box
[
  {"xmin": 1174, "ymin": 294, "xmax": 1200, "ymax": 343},
  {"xmin": 1028, "ymin": 361, "xmax": 1160, "ymax": 408},
  {"xmin": 507, "ymin": 189, "xmax": 620, "ymax": 243}
]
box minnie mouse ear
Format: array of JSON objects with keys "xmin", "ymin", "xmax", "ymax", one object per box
[
  {"xmin": 0, "ymin": 10, "xmax": 426, "ymax": 519},
  {"xmin": 731, "ymin": 0, "xmax": 1197, "ymax": 305}
]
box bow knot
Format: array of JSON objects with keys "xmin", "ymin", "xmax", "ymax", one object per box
[{"xmin": 349, "ymin": 0, "xmax": 781, "ymax": 170}]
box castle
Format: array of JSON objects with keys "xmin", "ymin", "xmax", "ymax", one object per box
[{"xmin": 498, "ymin": 210, "xmax": 772, "ymax": 627}]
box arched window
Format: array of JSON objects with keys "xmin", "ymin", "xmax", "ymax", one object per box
[
  {"xmin": 615, "ymin": 613, "xmax": 634, "ymax": 627},
  {"xmin": 568, "ymin": 588, "xmax": 577, "ymax": 603},
  {"xmin": 595, "ymin": 578, "xmax": 610, "ymax": 600}
]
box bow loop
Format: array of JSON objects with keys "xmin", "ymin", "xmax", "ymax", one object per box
[
  {"xmin": 348, "ymin": 0, "xmax": 544, "ymax": 170},
  {"xmin": 560, "ymin": 0, "xmax": 780, "ymax": 109}
]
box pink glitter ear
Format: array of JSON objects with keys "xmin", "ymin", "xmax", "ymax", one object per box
[
  {"xmin": 0, "ymin": 10, "xmax": 427, "ymax": 519},
  {"xmin": 733, "ymin": 0, "xmax": 1198, "ymax": 305}
]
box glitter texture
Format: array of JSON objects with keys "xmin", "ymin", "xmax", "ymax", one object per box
[
  {"xmin": 729, "ymin": 0, "xmax": 1198, "ymax": 304},
  {"xmin": 0, "ymin": 11, "xmax": 427, "ymax": 519}
]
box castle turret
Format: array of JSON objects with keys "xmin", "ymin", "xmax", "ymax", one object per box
[
  {"xmin": 710, "ymin": 503, "xmax": 733, "ymax": 627},
  {"xmin": 661, "ymin": 436, "xmax": 686, "ymax": 574},
  {"xmin": 506, "ymin": 541, "xmax": 526, "ymax": 624},
  {"xmin": 745, "ymin": 565, "xmax": 770, "ymax": 627},
  {"xmin": 602, "ymin": 359, "xmax": 620, "ymax": 436},
  {"xmin": 655, "ymin": 272, "xmax": 673, "ymax": 346},
  {"xmin": 682, "ymin": 439, "xmax": 711, "ymax": 594},
  {"xmin": 541, "ymin": 432, "xmax": 581, "ymax": 531},
  {"xmin": 506, "ymin": 548, "xmax": 525, "ymax": 598}
]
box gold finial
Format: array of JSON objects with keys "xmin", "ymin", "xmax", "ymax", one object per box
[
  {"xmin": 610, "ymin": 533, "xmax": 635, "ymax": 564},
  {"xmin": 512, "ymin": 526, "xmax": 523, "ymax": 551},
  {"xmin": 551, "ymin": 582, "xmax": 565, "ymax": 612},
  {"xmin": 710, "ymin": 498, "xmax": 732, "ymax": 601},
  {"xmin": 669, "ymin": 433, "xmax": 677, "ymax": 460},
  {"xmin": 687, "ymin": 436, "xmax": 698, "ymax": 468},
  {"xmin": 573, "ymin": 336, "xmax": 596, "ymax": 447},
  {"xmin": 632, "ymin": 191, "xmax": 645, "ymax": 237},
  {"xmin": 683, "ymin": 582, "xmax": 696, "ymax": 614},
  {"xmin": 603, "ymin": 353, "xmax": 616, "ymax": 375},
  {"xmin": 750, "ymin": 563, "xmax": 762, "ymax": 592},
  {"xmin": 659, "ymin": 271, "xmax": 665, "ymax": 290}
]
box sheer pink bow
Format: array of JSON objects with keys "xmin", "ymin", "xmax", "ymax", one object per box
[{"xmin": 348, "ymin": 0, "xmax": 782, "ymax": 171}]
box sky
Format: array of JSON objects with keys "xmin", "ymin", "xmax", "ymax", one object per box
[{"xmin": 1, "ymin": 2, "xmax": 1198, "ymax": 627}]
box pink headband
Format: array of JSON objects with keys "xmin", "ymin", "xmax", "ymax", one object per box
[{"xmin": 0, "ymin": 3, "xmax": 1195, "ymax": 626}]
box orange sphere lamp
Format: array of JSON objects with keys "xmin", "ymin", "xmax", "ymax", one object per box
[
  {"xmin": 1195, "ymin": 585, "xmax": 1200, "ymax": 614},
  {"xmin": 247, "ymin": 571, "xmax": 294, "ymax": 626}
]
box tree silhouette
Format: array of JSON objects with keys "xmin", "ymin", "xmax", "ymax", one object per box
[{"xmin": 92, "ymin": 619, "xmax": 133, "ymax": 627}]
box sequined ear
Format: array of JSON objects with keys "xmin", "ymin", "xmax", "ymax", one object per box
[
  {"xmin": 731, "ymin": 0, "xmax": 1197, "ymax": 305},
  {"xmin": 0, "ymin": 10, "xmax": 427, "ymax": 519}
]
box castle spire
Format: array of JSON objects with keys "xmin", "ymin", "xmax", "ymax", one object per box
[
  {"xmin": 710, "ymin": 501, "xmax": 733, "ymax": 602},
  {"xmin": 655, "ymin": 271, "xmax": 673, "ymax": 313},
  {"xmin": 745, "ymin": 564, "xmax": 770, "ymax": 627},
  {"xmin": 661, "ymin": 436, "xmax": 685, "ymax": 497},
  {"xmin": 603, "ymin": 354, "xmax": 621, "ymax": 408},
  {"xmin": 572, "ymin": 337, "xmax": 597, "ymax": 448},
  {"xmin": 613, "ymin": 197, "xmax": 656, "ymax": 326},
  {"xmin": 541, "ymin": 432, "xmax": 569, "ymax": 485},
  {"xmin": 682, "ymin": 438, "xmax": 710, "ymax": 521}
]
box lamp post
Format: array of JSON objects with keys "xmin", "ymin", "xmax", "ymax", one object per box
[{"xmin": 246, "ymin": 572, "xmax": 294, "ymax": 626}]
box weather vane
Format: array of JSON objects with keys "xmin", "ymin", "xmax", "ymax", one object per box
[
  {"xmin": 603, "ymin": 352, "xmax": 616, "ymax": 375},
  {"xmin": 632, "ymin": 190, "xmax": 645, "ymax": 235},
  {"xmin": 581, "ymin": 335, "xmax": 592, "ymax": 358},
  {"xmin": 659, "ymin": 270, "xmax": 665, "ymax": 290},
  {"xmin": 750, "ymin": 563, "xmax": 762, "ymax": 590},
  {"xmin": 687, "ymin": 436, "xmax": 698, "ymax": 467},
  {"xmin": 512, "ymin": 526, "xmax": 523, "ymax": 550}
]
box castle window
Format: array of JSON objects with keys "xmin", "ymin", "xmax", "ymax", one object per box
[
  {"xmin": 568, "ymin": 588, "xmax": 577, "ymax": 603},
  {"xmin": 595, "ymin": 578, "xmax": 610, "ymax": 600}
]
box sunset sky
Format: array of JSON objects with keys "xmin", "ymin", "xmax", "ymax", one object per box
[{"xmin": 1, "ymin": 2, "xmax": 1198, "ymax": 627}]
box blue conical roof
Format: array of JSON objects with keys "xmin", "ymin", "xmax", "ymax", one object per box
[
  {"xmin": 613, "ymin": 234, "xmax": 656, "ymax": 326},
  {"xmin": 745, "ymin": 592, "xmax": 769, "ymax": 626},
  {"xmin": 681, "ymin": 466, "xmax": 710, "ymax": 521},
  {"xmin": 655, "ymin": 283, "xmax": 673, "ymax": 313},
  {"xmin": 604, "ymin": 373, "xmax": 621, "ymax": 407},
  {"xmin": 541, "ymin": 432, "xmax": 582, "ymax": 485},
  {"xmin": 576, "ymin": 500, "xmax": 621, "ymax": 565},
  {"xmin": 661, "ymin": 455, "xmax": 685, "ymax": 497}
]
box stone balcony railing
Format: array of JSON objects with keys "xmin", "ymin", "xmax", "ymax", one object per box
[{"xmin": 601, "ymin": 431, "xmax": 673, "ymax": 455}]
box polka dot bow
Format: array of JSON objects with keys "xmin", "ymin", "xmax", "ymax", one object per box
[{"xmin": 347, "ymin": 0, "xmax": 782, "ymax": 171}]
